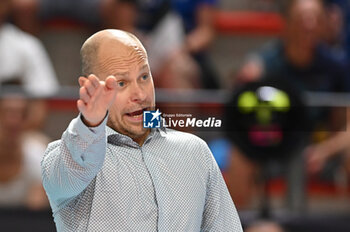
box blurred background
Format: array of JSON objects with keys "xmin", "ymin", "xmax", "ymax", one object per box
[{"xmin": 1, "ymin": 0, "xmax": 350, "ymax": 231}]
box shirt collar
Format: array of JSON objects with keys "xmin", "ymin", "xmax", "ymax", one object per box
[
  {"xmin": 106, "ymin": 126, "xmax": 167, "ymax": 146},
  {"xmin": 158, "ymin": 126, "xmax": 167, "ymax": 137}
]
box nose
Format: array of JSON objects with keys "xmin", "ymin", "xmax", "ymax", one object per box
[
  {"xmin": 129, "ymin": 82, "xmax": 146, "ymax": 103},
  {"xmin": 302, "ymin": 13, "xmax": 318, "ymax": 32}
]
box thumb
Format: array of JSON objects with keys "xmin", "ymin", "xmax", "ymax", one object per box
[{"xmin": 105, "ymin": 76, "xmax": 117, "ymax": 90}]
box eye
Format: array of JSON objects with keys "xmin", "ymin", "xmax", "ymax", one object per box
[
  {"xmin": 141, "ymin": 75, "xmax": 149, "ymax": 80},
  {"xmin": 118, "ymin": 81, "xmax": 125, "ymax": 87}
]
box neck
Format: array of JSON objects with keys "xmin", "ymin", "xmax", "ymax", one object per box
[
  {"xmin": 284, "ymin": 40, "xmax": 315, "ymax": 67},
  {"xmin": 0, "ymin": 143, "xmax": 22, "ymax": 163},
  {"xmin": 107, "ymin": 121, "xmax": 151, "ymax": 146},
  {"xmin": 0, "ymin": 146, "xmax": 22, "ymax": 183},
  {"xmin": 132, "ymin": 129, "xmax": 150, "ymax": 146}
]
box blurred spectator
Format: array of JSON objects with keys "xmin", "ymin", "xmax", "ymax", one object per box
[
  {"xmin": 111, "ymin": 0, "xmax": 218, "ymax": 89},
  {"xmin": 325, "ymin": 0, "xmax": 350, "ymax": 59},
  {"xmin": 11, "ymin": 0, "xmax": 116, "ymax": 34},
  {"xmin": 0, "ymin": 0, "xmax": 59, "ymax": 138},
  {"xmin": 230, "ymin": 0, "xmax": 350, "ymax": 209},
  {"xmin": 237, "ymin": 0, "xmax": 347, "ymax": 91},
  {"xmin": 136, "ymin": 0, "xmax": 201, "ymax": 89},
  {"xmin": 137, "ymin": 0, "xmax": 202, "ymax": 89},
  {"xmin": 306, "ymin": 108, "xmax": 350, "ymax": 177},
  {"xmin": 324, "ymin": 1, "xmax": 345, "ymax": 54},
  {"xmin": 107, "ymin": 0, "xmax": 137, "ymax": 32},
  {"xmin": 0, "ymin": 93, "xmax": 48, "ymax": 210},
  {"xmin": 0, "ymin": 0, "xmax": 58, "ymax": 96},
  {"xmin": 306, "ymin": 1, "xmax": 350, "ymax": 188},
  {"xmin": 172, "ymin": 0, "xmax": 220, "ymax": 89},
  {"xmin": 0, "ymin": 2, "xmax": 58, "ymax": 210},
  {"xmin": 131, "ymin": 0, "xmax": 219, "ymax": 89}
]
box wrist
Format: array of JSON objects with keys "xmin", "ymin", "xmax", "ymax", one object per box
[{"xmin": 81, "ymin": 112, "xmax": 108, "ymax": 127}]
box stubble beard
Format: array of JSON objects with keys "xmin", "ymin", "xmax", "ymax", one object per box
[{"xmin": 107, "ymin": 115, "xmax": 149, "ymax": 141}]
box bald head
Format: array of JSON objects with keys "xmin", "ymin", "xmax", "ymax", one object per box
[
  {"xmin": 80, "ymin": 29, "xmax": 147, "ymax": 77},
  {"xmin": 286, "ymin": 0, "xmax": 325, "ymax": 20}
]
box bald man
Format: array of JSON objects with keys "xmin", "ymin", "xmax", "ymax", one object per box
[{"xmin": 41, "ymin": 30, "xmax": 242, "ymax": 232}]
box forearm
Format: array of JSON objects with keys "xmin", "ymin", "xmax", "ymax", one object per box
[
  {"xmin": 315, "ymin": 131, "xmax": 350, "ymax": 158},
  {"xmin": 186, "ymin": 4, "xmax": 215, "ymax": 53},
  {"xmin": 41, "ymin": 114, "xmax": 107, "ymax": 209},
  {"xmin": 186, "ymin": 26, "xmax": 214, "ymax": 53},
  {"xmin": 312, "ymin": 108, "xmax": 350, "ymax": 159}
]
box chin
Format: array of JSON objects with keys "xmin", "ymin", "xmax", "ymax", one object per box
[
  {"xmin": 132, "ymin": 128, "xmax": 149, "ymax": 138},
  {"xmin": 125, "ymin": 124, "xmax": 148, "ymax": 137}
]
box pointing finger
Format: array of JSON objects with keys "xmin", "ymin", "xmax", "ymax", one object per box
[
  {"xmin": 84, "ymin": 80, "xmax": 96, "ymax": 97},
  {"xmin": 78, "ymin": 76, "xmax": 87, "ymax": 87},
  {"xmin": 77, "ymin": 99, "xmax": 87, "ymax": 113},
  {"xmin": 88, "ymin": 74, "xmax": 100, "ymax": 88},
  {"xmin": 79, "ymin": 86, "xmax": 90, "ymax": 103},
  {"xmin": 105, "ymin": 75, "xmax": 117, "ymax": 90}
]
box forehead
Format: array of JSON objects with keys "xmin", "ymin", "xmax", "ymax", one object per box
[
  {"xmin": 96, "ymin": 38, "xmax": 148, "ymax": 76},
  {"xmin": 291, "ymin": 0, "xmax": 322, "ymax": 15},
  {"xmin": 0, "ymin": 97, "xmax": 27, "ymax": 110},
  {"xmin": 0, "ymin": 0, "xmax": 11, "ymax": 7}
]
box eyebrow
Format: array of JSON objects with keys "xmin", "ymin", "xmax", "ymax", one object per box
[
  {"xmin": 113, "ymin": 64, "xmax": 149, "ymax": 78},
  {"xmin": 140, "ymin": 64, "xmax": 148, "ymax": 71},
  {"xmin": 114, "ymin": 71, "xmax": 129, "ymax": 77}
]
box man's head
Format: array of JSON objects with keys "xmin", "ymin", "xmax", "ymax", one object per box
[
  {"xmin": 283, "ymin": 0, "xmax": 325, "ymax": 49},
  {"xmin": 81, "ymin": 29, "xmax": 155, "ymax": 142},
  {"xmin": 0, "ymin": 95, "xmax": 28, "ymax": 140},
  {"xmin": 0, "ymin": 0, "xmax": 12, "ymax": 25}
]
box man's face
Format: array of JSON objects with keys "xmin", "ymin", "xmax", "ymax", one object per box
[
  {"xmin": 0, "ymin": 0, "xmax": 11, "ymax": 24},
  {"xmin": 0, "ymin": 96, "xmax": 27, "ymax": 138},
  {"xmin": 287, "ymin": 0, "xmax": 325, "ymax": 46},
  {"xmin": 96, "ymin": 38, "xmax": 155, "ymax": 141}
]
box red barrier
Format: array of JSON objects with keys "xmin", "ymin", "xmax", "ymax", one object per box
[
  {"xmin": 43, "ymin": 10, "xmax": 285, "ymax": 35},
  {"xmin": 214, "ymin": 11, "xmax": 285, "ymax": 35}
]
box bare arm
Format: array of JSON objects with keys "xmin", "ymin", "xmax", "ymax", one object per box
[
  {"xmin": 307, "ymin": 107, "xmax": 350, "ymax": 173},
  {"xmin": 186, "ymin": 4, "xmax": 215, "ymax": 54}
]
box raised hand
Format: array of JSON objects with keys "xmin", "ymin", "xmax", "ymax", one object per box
[{"xmin": 77, "ymin": 74, "xmax": 117, "ymax": 127}]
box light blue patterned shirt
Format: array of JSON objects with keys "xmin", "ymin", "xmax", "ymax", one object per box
[{"xmin": 42, "ymin": 115, "xmax": 243, "ymax": 231}]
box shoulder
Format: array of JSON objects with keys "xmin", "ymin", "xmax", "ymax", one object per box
[
  {"xmin": 43, "ymin": 140, "xmax": 61, "ymax": 161},
  {"xmin": 245, "ymin": 40, "xmax": 283, "ymax": 71},
  {"xmin": 258, "ymin": 40, "xmax": 283, "ymax": 62},
  {"xmin": 159, "ymin": 128, "xmax": 214, "ymax": 170},
  {"xmin": 316, "ymin": 44, "xmax": 347, "ymax": 66},
  {"xmin": 3, "ymin": 24, "xmax": 45, "ymax": 51},
  {"xmin": 2, "ymin": 24, "xmax": 35, "ymax": 41},
  {"xmin": 162, "ymin": 128, "xmax": 208, "ymax": 146},
  {"xmin": 160, "ymin": 128, "xmax": 212, "ymax": 159},
  {"xmin": 315, "ymin": 44, "xmax": 348, "ymax": 77}
]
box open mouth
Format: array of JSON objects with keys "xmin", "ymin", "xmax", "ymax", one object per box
[{"xmin": 126, "ymin": 107, "xmax": 148, "ymax": 118}]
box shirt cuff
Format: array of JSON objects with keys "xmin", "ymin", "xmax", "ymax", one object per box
[{"xmin": 68, "ymin": 112, "xmax": 108, "ymax": 144}]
